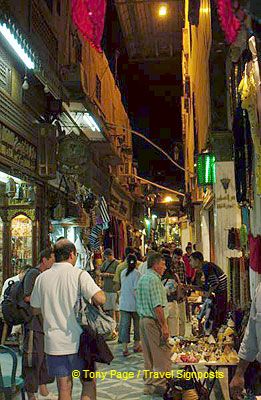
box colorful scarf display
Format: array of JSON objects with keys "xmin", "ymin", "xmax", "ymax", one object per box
[{"xmin": 72, "ymin": 0, "xmax": 107, "ymax": 52}]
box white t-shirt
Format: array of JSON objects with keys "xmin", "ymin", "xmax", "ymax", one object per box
[
  {"xmin": 30, "ymin": 262, "xmax": 100, "ymax": 355},
  {"xmin": 0, "ymin": 274, "xmax": 20, "ymax": 303},
  {"xmin": 119, "ymin": 269, "xmax": 141, "ymax": 312}
]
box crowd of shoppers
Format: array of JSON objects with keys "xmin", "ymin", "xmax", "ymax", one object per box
[{"xmin": 1, "ymin": 238, "xmax": 260, "ymax": 399}]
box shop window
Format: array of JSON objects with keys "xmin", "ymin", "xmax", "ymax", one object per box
[
  {"xmin": 96, "ymin": 75, "xmax": 102, "ymax": 103},
  {"xmin": 0, "ymin": 217, "xmax": 3, "ymax": 291},
  {"xmin": 11, "ymin": 214, "xmax": 33, "ymax": 275}
]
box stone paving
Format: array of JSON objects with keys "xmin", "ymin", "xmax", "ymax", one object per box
[{"xmin": 1, "ymin": 337, "xmax": 231, "ymax": 400}]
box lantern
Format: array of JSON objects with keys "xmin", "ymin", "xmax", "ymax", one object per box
[{"xmin": 197, "ymin": 153, "xmax": 216, "ymax": 186}]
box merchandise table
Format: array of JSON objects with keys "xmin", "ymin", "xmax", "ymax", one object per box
[{"xmin": 171, "ymin": 362, "xmax": 238, "ymax": 399}]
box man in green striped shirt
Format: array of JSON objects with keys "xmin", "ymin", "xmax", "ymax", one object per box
[{"xmin": 136, "ymin": 252, "xmax": 172, "ymax": 396}]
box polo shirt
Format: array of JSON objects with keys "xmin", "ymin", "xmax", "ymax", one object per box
[
  {"xmin": 30, "ymin": 262, "xmax": 100, "ymax": 355},
  {"xmin": 136, "ymin": 269, "xmax": 168, "ymax": 320}
]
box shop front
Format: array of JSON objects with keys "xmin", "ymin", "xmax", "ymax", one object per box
[{"xmin": 0, "ymin": 122, "xmax": 44, "ymax": 289}]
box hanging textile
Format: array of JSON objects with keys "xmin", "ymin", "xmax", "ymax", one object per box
[
  {"xmin": 99, "ymin": 196, "xmax": 110, "ymax": 225},
  {"xmin": 248, "ymin": 36, "xmax": 261, "ymax": 135},
  {"xmin": 248, "ymin": 233, "xmax": 261, "ymax": 273},
  {"xmin": 232, "ymin": 104, "xmax": 253, "ymax": 204},
  {"xmin": 188, "ymin": 0, "xmax": 200, "ymax": 26},
  {"xmin": 239, "ymin": 64, "xmax": 261, "ymax": 194},
  {"xmin": 89, "ymin": 224, "xmax": 103, "ymax": 250},
  {"xmin": 217, "ymin": 0, "xmax": 241, "ymax": 44},
  {"xmin": 71, "ymin": 0, "xmax": 107, "ymax": 53}
]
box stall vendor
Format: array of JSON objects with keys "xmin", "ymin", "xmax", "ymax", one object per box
[{"xmin": 190, "ymin": 251, "xmax": 228, "ymax": 331}]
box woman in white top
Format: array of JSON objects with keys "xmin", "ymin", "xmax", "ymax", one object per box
[{"xmin": 119, "ymin": 254, "xmax": 142, "ymax": 356}]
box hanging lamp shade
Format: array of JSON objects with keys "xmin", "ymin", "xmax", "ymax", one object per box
[{"xmin": 197, "ymin": 153, "xmax": 216, "ymax": 186}]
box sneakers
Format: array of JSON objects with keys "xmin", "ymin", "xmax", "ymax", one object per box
[{"xmin": 38, "ymin": 392, "xmax": 58, "ymax": 400}]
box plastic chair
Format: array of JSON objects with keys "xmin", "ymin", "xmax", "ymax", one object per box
[{"xmin": 0, "ymin": 345, "xmax": 25, "ymax": 400}]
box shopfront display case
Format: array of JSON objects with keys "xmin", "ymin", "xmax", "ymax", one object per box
[{"xmin": 0, "ymin": 170, "xmax": 41, "ymax": 288}]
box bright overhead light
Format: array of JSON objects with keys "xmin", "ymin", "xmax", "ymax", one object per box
[
  {"xmin": 0, "ymin": 22, "xmax": 35, "ymax": 69},
  {"xmin": 163, "ymin": 196, "xmax": 173, "ymax": 203},
  {"xmin": 83, "ymin": 113, "xmax": 101, "ymax": 132},
  {"xmin": 159, "ymin": 5, "xmax": 167, "ymax": 17},
  {"xmin": 0, "ymin": 171, "xmax": 23, "ymax": 184}
]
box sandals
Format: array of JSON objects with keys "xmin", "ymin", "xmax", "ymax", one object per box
[
  {"xmin": 123, "ymin": 350, "xmax": 131, "ymax": 357},
  {"xmin": 133, "ymin": 345, "xmax": 143, "ymax": 353}
]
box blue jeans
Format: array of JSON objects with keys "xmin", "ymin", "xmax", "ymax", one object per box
[{"xmin": 119, "ymin": 310, "xmax": 140, "ymax": 343}]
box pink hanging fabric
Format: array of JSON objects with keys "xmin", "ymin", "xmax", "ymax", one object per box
[
  {"xmin": 217, "ymin": 0, "xmax": 241, "ymax": 44},
  {"xmin": 72, "ymin": 0, "xmax": 107, "ymax": 53}
]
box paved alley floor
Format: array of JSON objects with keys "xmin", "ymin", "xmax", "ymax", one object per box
[{"xmin": 1, "ymin": 338, "xmax": 230, "ymax": 400}]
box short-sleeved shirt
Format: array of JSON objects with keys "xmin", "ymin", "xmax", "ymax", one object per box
[
  {"xmin": 23, "ymin": 266, "xmax": 43, "ymax": 332},
  {"xmin": 136, "ymin": 269, "xmax": 168, "ymax": 319},
  {"xmin": 119, "ymin": 269, "xmax": 141, "ymax": 312},
  {"xmin": 202, "ymin": 262, "xmax": 227, "ymax": 294},
  {"xmin": 30, "ymin": 262, "xmax": 100, "ymax": 355},
  {"xmin": 100, "ymin": 259, "xmax": 119, "ymax": 292}
]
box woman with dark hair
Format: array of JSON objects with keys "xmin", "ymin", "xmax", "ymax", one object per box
[{"xmin": 119, "ymin": 254, "xmax": 142, "ymax": 356}]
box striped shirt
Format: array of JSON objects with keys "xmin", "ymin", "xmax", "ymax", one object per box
[{"xmin": 202, "ymin": 262, "xmax": 227, "ymax": 294}]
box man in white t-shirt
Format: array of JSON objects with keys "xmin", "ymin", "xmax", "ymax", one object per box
[{"xmin": 30, "ymin": 239, "xmax": 106, "ymax": 400}]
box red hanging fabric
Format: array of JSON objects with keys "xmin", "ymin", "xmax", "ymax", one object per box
[
  {"xmin": 72, "ymin": 0, "xmax": 107, "ymax": 53},
  {"xmin": 217, "ymin": 0, "xmax": 241, "ymax": 44}
]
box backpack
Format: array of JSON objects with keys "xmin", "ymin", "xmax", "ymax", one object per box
[{"xmin": 2, "ymin": 270, "xmax": 36, "ymax": 326}]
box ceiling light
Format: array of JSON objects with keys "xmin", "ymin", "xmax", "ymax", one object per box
[
  {"xmin": 83, "ymin": 113, "xmax": 101, "ymax": 132},
  {"xmin": 0, "ymin": 22, "xmax": 35, "ymax": 69},
  {"xmin": 159, "ymin": 5, "xmax": 167, "ymax": 17}
]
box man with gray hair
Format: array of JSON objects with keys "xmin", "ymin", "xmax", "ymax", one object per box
[{"xmin": 136, "ymin": 252, "xmax": 171, "ymax": 396}]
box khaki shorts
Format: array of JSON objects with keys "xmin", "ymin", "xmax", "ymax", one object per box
[{"xmin": 103, "ymin": 292, "xmax": 119, "ymax": 311}]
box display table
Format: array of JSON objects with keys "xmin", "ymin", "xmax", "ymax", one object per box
[{"xmin": 171, "ymin": 362, "xmax": 238, "ymax": 399}]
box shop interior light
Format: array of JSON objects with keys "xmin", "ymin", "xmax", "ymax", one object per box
[
  {"xmin": 0, "ymin": 171, "xmax": 23, "ymax": 184},
  {"xmin": 83, "ymin": 113, "xmax": 101, "ymax": 132},
  {"xmin": 0, "ymin": 22, "xmax": 35, "ymax": 69},
  {"xmin": 158, "ymin": 5, "xmax": 168, "ymax": 17},
  {"xmin": 163, "ymin": 196, "xmax": 173, "ymax": 203}
]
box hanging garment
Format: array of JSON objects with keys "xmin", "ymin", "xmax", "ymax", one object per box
[
  {"xmin": 248, "ymin": 233, "xmax": 261, "ymax": 273},
  {"xmin": 99, "ymin": 196, "xmax": 110, "ymax": 225},
  {"xmin": 228, "ymin": 228, "xmax": 236, "ymax": 249},
  {"xmin": 89, "ymin": 225, "xmax": 103, "ymax": 251},
  {"xmin": 248, "ymin": 36, "xmax": 261, "ymax": 140},
  {"xmin": 239, "ymin": 64, "xmax": 261, "ymax": 195},
  {"xmin": 232, "ymin": 104, "xmax": 253, "ymax": 204},
  {"xmin": 75, "ymin": 236, "xmax": 87, "ymax": 269},
  {"xmin": 188, "ymin": 0, "xmax": 200, "ymax": 26},
  {"xmin": 240, "ymin": 225, "xmax": 248, "ymax": 248},
  {"xmin": 235, "ymin": 228, "xmax": 241, "ymax": 250}
]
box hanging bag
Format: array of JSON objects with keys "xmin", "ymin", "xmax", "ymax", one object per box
[{"xmin": 75, "ymin": 271, "xmax": 116, "ymax": 336}]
